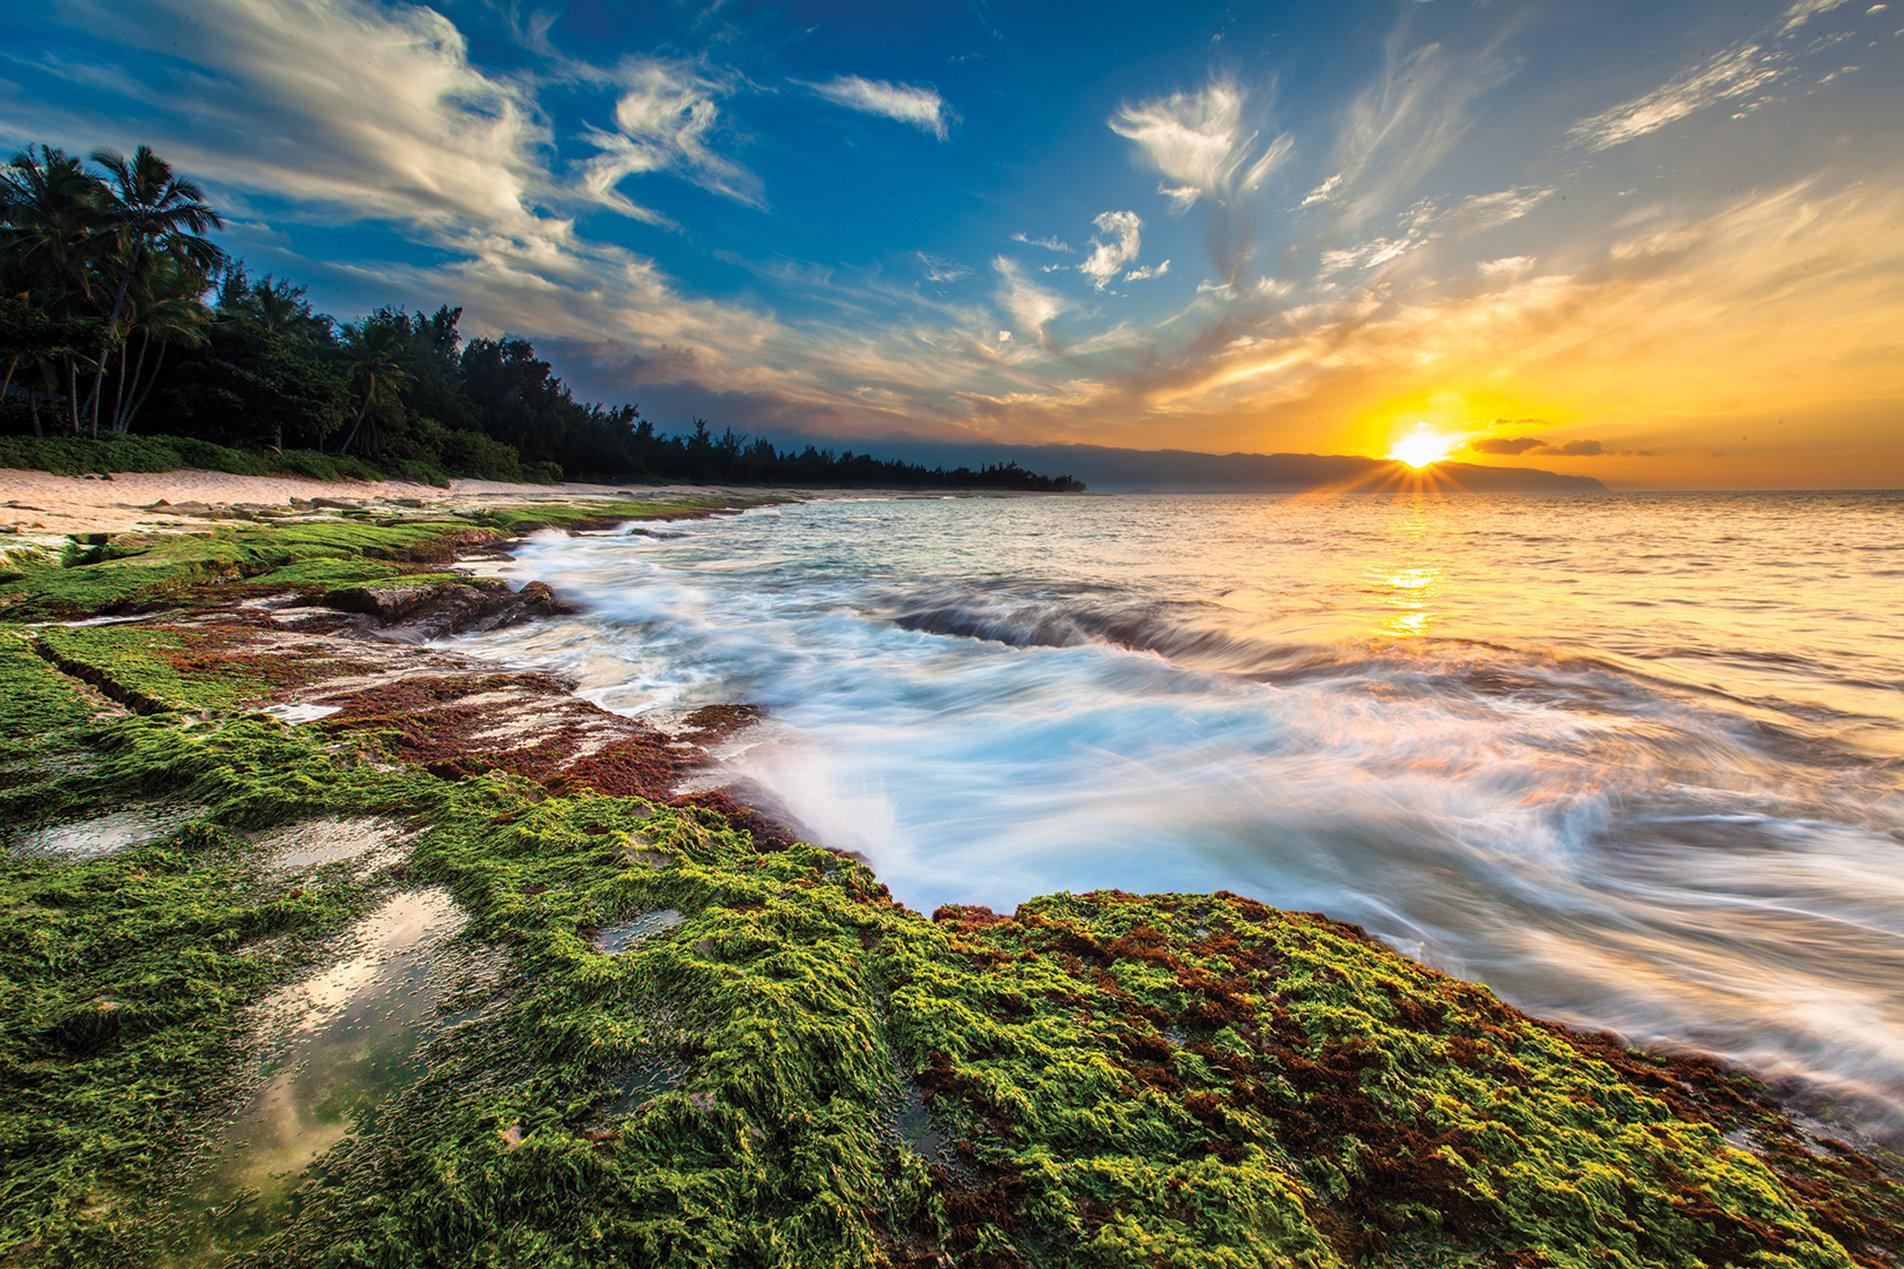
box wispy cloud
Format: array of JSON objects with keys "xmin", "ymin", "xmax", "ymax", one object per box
[
  {"xmin": 1478, "ymin": 255, "xmax": 1537, "ymax": 278},
  {"xmin": 1318, "ymin": 27, "xmax": 1523, "ymax": 229},
  {"xmin": 1078, "ymin": 210, "xmax": 1141, "ymax": 289},
  {"xmin": 993, "ymin": 255, "xmax": 1062, "ymax": 343},
  {"xmin": 802, "ymin": 75, "xmax": 951, "ymax": 139},
  {"xmin": 1011, "ymin": 231, "xmax": 1072, "ymax": 252},
  {"xmin": 917, "ymin": 251, "xmax": 969, "ymax": 283},
  {"xmin": 1300, "ymin": 172, "xmax": 1342, "ymax": 208},
  {"xmin": 1107, "ymin": 79, "xmax": 1292, "ymax": 285},
  {"xmin": 1569, "ymin": 0, "xmax": 1866, "ymax": 152},
  {"xmin": 1108, "ymin": 80, "xmax": 1291, "ymax": 211},
  {"xmin": 1569, "ymin": 44, "xmax": 1783, "ymax": 151},
  {"xmin": 1317, "ymin": 185, "xmax": 1553, "ymax": 276},
  {"xmin": 1782, "ymin": 0, "xmax": 1856, "ymax": 32},
  {"xmin": 1124, "ymin": 259, "xmax": 1170, "ymax": 282},
  {"xmin": 579, "ymin": 59, "xmax": 760, "ymax": 223},
  {"xmin": 37, "ymin": 0, "xmax": 551, "ymax": 240}
]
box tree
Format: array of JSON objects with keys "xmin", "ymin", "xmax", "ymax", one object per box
[
  {"xmin": 108, "ymin": 258, "xmax": 211, "ymax": 433},
  {"xmin": 0, "ymin": 146, "xmax": 103, "ymax": 432},
  {"xmin": 85, "ymin": 145, "xmax": 225, "ymax": 435},
  {"xmin": 334, "ymin": 316, "xmax": 412, "ymax": 455}
]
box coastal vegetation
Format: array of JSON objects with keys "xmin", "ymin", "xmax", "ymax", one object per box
[
  {"xmin": 0, "ymin": 142, "xmax": 1082, "ymax": 491},
  {"xmin": 1, "ymin": 503, "xmax": 1899, "ymax": 1264}
]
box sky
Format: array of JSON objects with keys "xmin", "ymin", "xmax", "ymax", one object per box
[{"xmin": 3, "ymin": 0, "xmax": 1901, "ymax": 489}]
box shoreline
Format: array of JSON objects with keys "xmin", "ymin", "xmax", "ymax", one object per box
[
  {"xmin": 1, "ymin": 491, "xmax": 1900, "ymax": 1263},
  {"xmin": 0, "ymin": 464, "xmax": 912, "ymax": 544}
]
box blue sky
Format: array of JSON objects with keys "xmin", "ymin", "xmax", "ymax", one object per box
[{"xmin": 4, "ymin": 0, "xmax": 1901, "ymax": 486}]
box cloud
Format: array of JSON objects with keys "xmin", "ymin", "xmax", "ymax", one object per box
[
  {"xmin": 993, "ymin": 256, "xmax": 1062, "ymax": 343},
  {"xmin": 1108, "ymin": 80, "xmax": 1292, "ymax": 211},
  {"xmin": 917, "ymin": 251, "xmax": 969, "ymax": 283},
  {"xmin": 1479, "ymin": 255, "xmax": 1537, "ymax": 278},
  {"xmin": 1079, "ymin": 210, "xmax": 1142, "ymax": 289},
  {"xmin": 579, "ymin": 59, "xmax": 761, "ymax": 222},
  {"xmin": 1569, "ymin": 44, "xmax": 1784, "ymax": 151},
  {"xmin": 1318, "ymin": 27, "xmax": 1523, "ymax": 228},
  {"xmin": 1301, "ymin": 172, "xmax": 1342, "ymax": 207},
  {"xmin": 1107, "ymin": 79, "xmax": 1291, "ymax": 283},
  {"xmin": 1782, "ymin": 0, "xmax": 1855, "ymax": 31},
  {"xmin": 1469, "ymin": 434, "xmax": 1544, "ymax": 454},
  {"xmin": 1318, "ymin": 185, "xmax": 1553, "ymax": 276},
  {"xmin": 1011, "ymin": 231, "xmax": 1072, "ymax": 253},
  {"xmin": 1471, "ymin": 433, "xmax": 1654, "ymax": 457},
  {"xmin": 1568, "ymin": 0, "xmax": 1866, "ymax": 153},
  {"xmin": 1124, "ymin": 260, "xmax": 1170, "ymax": 282},
  {"xmin": 802, "ymin": 75, "xmax": 951, "ymax": 139},
  {"xmin": 39, "ymin": 0, "xmax": 551, "ymax": 240}
]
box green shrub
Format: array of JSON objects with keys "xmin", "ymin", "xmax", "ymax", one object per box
[
  {"xmin": 0, "ymin": 434, "xmax": 186, "ymax": 476},
  {"xmin": 442, "ymin": 428, "xmax": 522, "ymax": 481}
]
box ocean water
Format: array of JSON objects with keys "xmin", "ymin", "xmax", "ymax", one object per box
[{"xmin": 455, "ymin": 492, "xmax": 1904, "ymax": 1133}]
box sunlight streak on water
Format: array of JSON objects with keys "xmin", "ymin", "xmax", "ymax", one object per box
[{"xmin": 455, "ymin": 491, "xmax": 1904, "ymax": 1133}]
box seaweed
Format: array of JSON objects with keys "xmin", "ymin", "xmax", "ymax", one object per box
[{"xmin": 0, "ymin": 510, "xmax": 1898, "ymax": 1267}]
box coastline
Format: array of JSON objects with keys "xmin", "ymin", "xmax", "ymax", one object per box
[{"xmin": 1, "ymin": 486, "xmax": 1900, "ymax": 1264}]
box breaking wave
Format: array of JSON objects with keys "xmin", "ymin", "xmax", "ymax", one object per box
[{"xmin": 458, "ymin": 492, "xmax": 1904, "ymax": 1136}]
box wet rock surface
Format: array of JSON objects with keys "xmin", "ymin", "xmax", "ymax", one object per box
[{"xmin": 320, "ymin": 576, "xmax": 569, "ymax": 639}]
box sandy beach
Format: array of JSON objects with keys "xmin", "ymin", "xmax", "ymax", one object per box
[{"xmin": 0, "ymin": 467, "xmax": 742, "ymax": 542}]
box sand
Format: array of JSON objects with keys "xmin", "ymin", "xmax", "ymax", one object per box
[{"xmin": 0, "ymin": 467, "xmax": 735, "ymax": 542}]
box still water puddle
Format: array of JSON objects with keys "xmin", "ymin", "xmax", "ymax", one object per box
[
  {"xmin": 171, "ymin": 886, "xmax": 475, "ymax": 1258},
  {"xmin": 894, "ymin": 1082, "xmax": 949, "ymax": 1162},
  {"xmin": 591, "ymin": 907, "xmax": 684, "ymax": 954},
  {"xmin": 9, "ymin": 803, "xmax": 204, "ymax": 860},
  {"xmin": 252, "ymin": 815, "xmax": 411, "ymax": 874}
]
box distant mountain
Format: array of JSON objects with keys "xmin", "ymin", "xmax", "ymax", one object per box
[{"xmin": 757, "ymin": 436, "xmax": 1609, "ymax": 493}]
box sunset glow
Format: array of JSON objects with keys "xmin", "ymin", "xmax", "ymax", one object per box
[
  {"xmin": 1389, "ymin": 426, "xmax": 1455, "ymax": 470},
  {"xmin": 5, "ymin": 0, "xmax": 1896, "ymax": 488}
]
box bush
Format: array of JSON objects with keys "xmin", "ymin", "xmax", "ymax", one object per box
[
  {"xmin": 0, "ymin": 434, "xmax": 186, "ymax": 476},
  {"xmin": 381, "ymin": 458, "xmax": 452, "ymax": 488},
  {"xmin": 441, "ymin": 428, "xmax": 521, "ymax": 481},
  {"xmin": 164, "ymin": 436, "xmax": 276, "ymax": 477},
  {"xmin": 525, "ymin": 459, "xmax": 564, "ymax": 484}
]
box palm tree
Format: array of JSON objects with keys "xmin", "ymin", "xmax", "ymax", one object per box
[
  {"xmin": 1, "ymin": 146, "xmax": 103, "ymax": 431},
  {"xmin": 109, "ymin": 259, "xmax": 210, "ymax": 433},
  {"xmin": 0, "ymin": 146, "xmax": 100, "ymax": 293},
  {"xmin": 85, "ymin": 146, "xmax": 224, "ymax": 435},
  {"xmin": 334, "ymin": 318, "xmax": 411, "ymax": 455},
  {"xmin": 241, "ymin": 275, "xmax": 326, "ymax": 341}
]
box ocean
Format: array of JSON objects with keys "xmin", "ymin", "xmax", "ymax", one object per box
[{"xmin": 455, "ymin": 490, "xmax": 1904, "ymax": 1134}]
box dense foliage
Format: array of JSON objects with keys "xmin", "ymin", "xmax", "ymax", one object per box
[{"xmin": 0, "ymin": 141, "xmax": 1081, "ymax": 490}]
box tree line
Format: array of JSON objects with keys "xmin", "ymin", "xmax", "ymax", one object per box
[{"xmin": 0, "ymin": 141, "xmax": 1083, "ymax": 491}]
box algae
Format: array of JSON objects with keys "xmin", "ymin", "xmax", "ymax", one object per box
[{"xmin": 0, "ymin": 507, "xmax": 1899, "ymax": 1267}]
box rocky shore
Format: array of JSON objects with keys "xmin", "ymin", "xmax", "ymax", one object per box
[{"xmin": 1, "ymin": 493, "xmax": 1899, "ymax": 1265}]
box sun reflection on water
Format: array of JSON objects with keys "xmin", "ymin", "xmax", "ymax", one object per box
[{"xmin": 1370, "ymin": 501, "xmax": 1445, "ymax": 639}]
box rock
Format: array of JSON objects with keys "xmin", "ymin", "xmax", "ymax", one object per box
[{"xmin": 321, "ymin": 577, "xmax": 571, "ymax": 638}]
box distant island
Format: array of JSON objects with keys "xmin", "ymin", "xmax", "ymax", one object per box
[{"xmin": 750, "ymin": 436, "xmax": 1611, "ymax": 493}]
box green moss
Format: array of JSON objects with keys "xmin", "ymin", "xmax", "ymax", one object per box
[
  {"xmin": 0, "ymin": 510, "xmax": 1898, "ymax": 1267},
  {"xmin": 34, "ymin": 626, "xmax": 272, "ymax": 714},
  {"xmin": 470, "ymin": 499, "xmax": 727, "ymax": 534},
  {"xmin": 0, "ymin": 518, "xmax": 492, "ymax": 620},
  {"xmin": 0, "ymin": 500, "xmax": 758, "ymax": 620}
]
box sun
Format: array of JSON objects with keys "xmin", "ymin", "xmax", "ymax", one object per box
[{"xmin": 1389, "ymin": 424, "xmax": 1455, "ymax": 469}]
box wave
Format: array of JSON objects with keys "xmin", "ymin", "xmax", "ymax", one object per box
[{"xmin": 457, "ymin": 493, "xmax": 1904, "ymax": 1136}]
